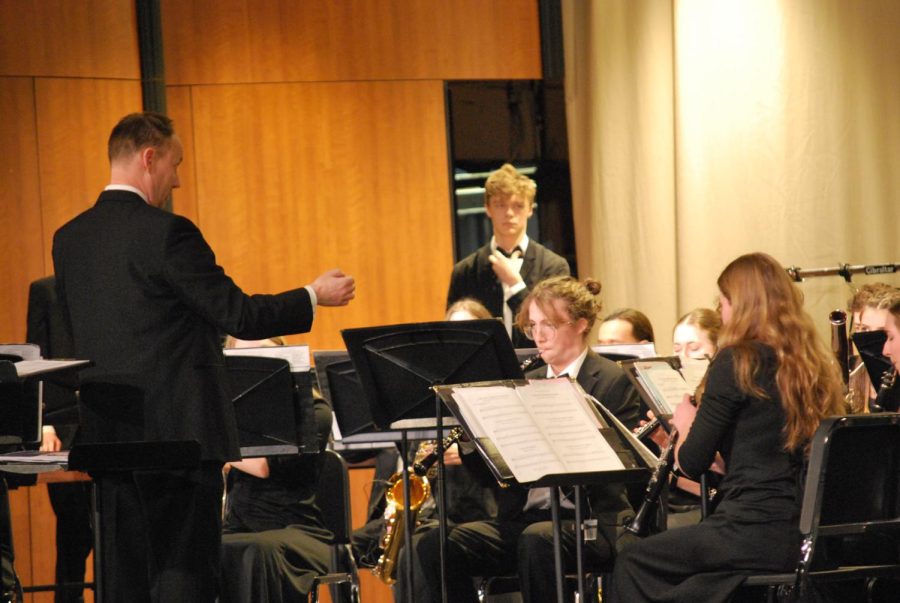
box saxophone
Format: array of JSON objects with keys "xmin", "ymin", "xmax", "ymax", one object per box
[{"xmin": 372, "ymin": 426, "xmax": 464, "ymax": 584}]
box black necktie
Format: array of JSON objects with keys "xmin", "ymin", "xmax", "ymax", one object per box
[{"xmin": 497, "ymin": 246, "xmax": 522, "ymax": 259}]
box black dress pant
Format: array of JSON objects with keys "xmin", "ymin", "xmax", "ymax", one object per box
[
  {"xmin": 96, "ymin": 462, "xmax": 223, "ymax": 603},
  {"xmin": 415, "ymin": 509, "xmax": 614, "ymax": 603},
  {"xmin": 47, "ymin": 480, "xmax": 93, "ymax": 603}
]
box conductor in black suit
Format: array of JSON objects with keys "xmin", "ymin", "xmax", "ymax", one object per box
[
  {"xmin": 51, "ymin": 112, "xmax": 356, "ymax": 602},
  {"xmin": 447, "ymin": 164, "xmax": 570, "ymax": 347}
]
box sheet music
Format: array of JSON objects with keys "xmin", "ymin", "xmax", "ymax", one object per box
[
  {"xmin": 632, "ymin": 357, "xmax": 709, "ymax": 415},
  {"xmin": 14, "ymin": 359, "xmax": 90, "ymax": 378},
  {"xmin": 451, "ymin": 379, "xmax": 624, "ymax": 483},
  {"xmin": 0, "ymin": 450, "xmax": 69, "ymax": 464},
  {"xmin": 592, "ymin": 342, "xmax": 657, "ymax": 359},
  {"xmin": 679, "ymin": 357, "xmax": 709, "ymax": 393},
  {"xmin": 0, "ymin": 344, "xmax": 41, "ymax": 361},
  {"xmin": 224, "ymin": 344, "xmax": 310, "ymax": 372}
]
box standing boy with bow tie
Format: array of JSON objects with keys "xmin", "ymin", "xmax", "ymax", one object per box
[{"xmin": 446, "ymin": 163, "xmax": 570, "ymax": 347}]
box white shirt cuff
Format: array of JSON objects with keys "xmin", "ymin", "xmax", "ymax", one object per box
[
  {"xmin": 505, "ymin": 280, "xmax": 527, "ymax": 301},
  {"xmin": 305, "ymin": 285, "xmax": 318, "ymax": 318}
]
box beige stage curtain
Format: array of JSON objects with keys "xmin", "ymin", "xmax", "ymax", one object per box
[{"xmin": 563, "ymin": 0, "xmax": 900, "ymax": 352}]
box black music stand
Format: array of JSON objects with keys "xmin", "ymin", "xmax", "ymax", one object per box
[
  {"xmin": 66, "ymin": 440, "xmax": 201, "ymax": 603},
  {"xmin": 0, "ymin": 359, "xmax": 38, "ymax": 449},
  {"xmin": 0, "ymin": 355, "xmax": 90, "ymax": 600},
  {"xmin": 342, "ymin": 319, "xmax": 522, "ymax": 428},
  {"xmin": 852, "ymin": 330, "xmax": 900, "ymax": 412},
  {"xmin": 224, "ymin": 355, "xmax": 309, "ymax": 456},
  {"xmin": 341, "ymin": 319, "xmax": 523, "ymax": 603},
  {"xmin": 312, "ymin": 350, "xmax": 377, "ymax": 441}
]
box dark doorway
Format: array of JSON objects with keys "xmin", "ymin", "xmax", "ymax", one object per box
[{"xmin": 444, "ymin": 80, "xmax": 577, "ymax": 277}]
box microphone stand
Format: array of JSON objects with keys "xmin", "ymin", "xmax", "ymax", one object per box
[{"xmin": 785, "ymin": 262, "xmax": 899, "ymax": 283}]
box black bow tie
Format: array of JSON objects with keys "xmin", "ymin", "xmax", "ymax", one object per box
[{"xmin": 497, "ymin": 246, "xmax": 523, "ymax": 259}]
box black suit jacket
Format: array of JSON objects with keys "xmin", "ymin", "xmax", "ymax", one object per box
[
  {"xmin": 52, "ymin": 191, "xmax": 315, "ymax": 462},
  {"xmin": 446, "ymin": 241, "xmax": 569, "ymax": 347}
]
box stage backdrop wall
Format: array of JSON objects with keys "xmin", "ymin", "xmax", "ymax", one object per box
[
  {"xmin": 1, "ymin": 1, "xmax": 540, "ymax": 601},
  {"xmin": 564, "ymin": 0, "xmax": 900, "ymax": 351}
]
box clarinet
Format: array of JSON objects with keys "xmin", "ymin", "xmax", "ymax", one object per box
[
  {"xmin": 633, "ymin": 417, "xmax": 661, "ymax": 442},
  {"xmin": 829, "ymin": 309, "xmax": 850, "ymax": 387},
  {"xmin": 519, "ymin": 352, "xmax": 545, "ymax": 373},
  {"xmin": 625, "ymin": 429, "xmax": 676, "ymax": 537},
  {"xmin": 412, "ymin": 427, "xmax": 464, "ymax": 477},
  {"xmin": 870, "ymin": 368, "xmax": 898, "ymax": 413}
]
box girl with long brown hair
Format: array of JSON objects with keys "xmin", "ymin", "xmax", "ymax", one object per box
[{"xmin": 610, "ymin": 252, "xmax": 844, "ymax": 602}]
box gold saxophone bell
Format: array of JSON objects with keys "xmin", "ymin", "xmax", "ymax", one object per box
[
  {"xmin": 372, "ymin": 471, "xmax": 431, "ymax": 584},
  {"xmin": 371, "ymin": 427, "xmax": 464, "ymax": 585}
]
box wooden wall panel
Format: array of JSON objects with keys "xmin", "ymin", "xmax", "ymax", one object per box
[
  {"xmin": 167, "ymin": 86, "xmax": 200, "ymax": 223},
  {"xmin": 0, "ymin": 0, "xmax": 139, "ymax": 79},
  {"xmin": 162, "ymin": 0, "xmax": 542, "ymax": 85},
  {"xmin": 0, "ymin": 77, "xmax": 44, "ymax": 343},
  {"xmin": 34, "ymin": 78, "xmax": 143, "ymax": 266},
  {"xmin": 189, "ymin": 80, "xmax": 453, "ymax": 350}
]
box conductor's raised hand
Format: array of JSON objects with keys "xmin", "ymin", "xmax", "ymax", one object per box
[{"xmin": 311, "ymin": 269, "xmax": 356, "ymax": 306}]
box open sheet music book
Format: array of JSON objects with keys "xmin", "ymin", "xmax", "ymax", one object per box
[
  {"xmin": 620, "ymin": 356, "xmax": 710, "ymax": 418},
  {"xmin": 436, "ymin": 378, "xmax": 648, "ymax": 486},
  {"xmin": 13, "ymin": 359, "xmax": 90, "ymax": 379},
  {"xmin": 223, "ymin": 344, "xmax": 310, "ymax": 372},
  {"xmin": 0, "ymin": 344, "xmax": 41, "ymax": 361}
]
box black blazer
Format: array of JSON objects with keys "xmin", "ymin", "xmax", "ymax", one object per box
[
  {"xmin": 52, "ymin": 191, "xmax": 315, "ymax": 462},
  {"xmin": 447, "ymin": 241, "xmax": 570, "ymax": 347}
]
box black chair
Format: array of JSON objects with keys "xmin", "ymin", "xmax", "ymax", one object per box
[
  {"xmin": 309, "ymin": 449, "xmax": 360, "ymax": 603},
  {"xmin": 739, "ymin": 414, "xmax": 900, "ymax": 602}
]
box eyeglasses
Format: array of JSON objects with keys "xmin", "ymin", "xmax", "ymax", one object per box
[{"xmin": 523, "ymin": 320, "xmax": 574, "ymax": 340}]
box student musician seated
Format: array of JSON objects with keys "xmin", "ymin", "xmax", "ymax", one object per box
[
  {"xmin": 597, "ymin": 308, "xmax": 656, "ymax": 345},
  {"xmin": 882, "ymin": 292, "xmax": 900, "ymax": 382},
  {"xmin": 415, "ymin": 276, "xmax": 642, "ymax": 603},
  {"xmin": 666, "ymin": 308, "xmax": 721, "ymax": 528},
  {"xmin": 219, "ymin": 337, "xmax": 334, "ymax": 603},
  {"xmin": 350, "ymin": 298, "xmax": 501, "ymax": 603},
  {"xmin": 609, "ymin": 252, "xmax": 845, "ymax": 603}
]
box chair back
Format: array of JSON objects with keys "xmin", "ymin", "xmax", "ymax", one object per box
[
  {"xmin": 800, "ymin": 413, "xmax": 900, "ymax": 569},
  {"xmin": 316, "ymin": 449, "xmax": 352, "ymax": 545},
  {"xmin": 309, "ymin": 449, "xmax": 360, "ymax": 603}
]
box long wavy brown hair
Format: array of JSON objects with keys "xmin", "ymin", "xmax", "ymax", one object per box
[{"xmin": 716, "ymin": 252, "xmax": 844, "ymax": 452}]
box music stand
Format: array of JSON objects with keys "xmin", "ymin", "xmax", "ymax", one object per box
[
  {"xmin": 224, "ymin": 354, "xmax": 308, "ymax": 456},
  {"xmin": 435, "ymin": 378, "xmax": 652, "ymax": 603},
  {"xmin": 312, "ymin": 350, "xmax": 376, "ymax": 441},
  {"xmin": 0, "ymin": 354, "xmax": 90, "ymax": 599},
  {"xmin": 342, "ymin": 319, "xmax": 522, "ymax": 427},
  {"xmin": 341, "ymin": 319, "xmax": 523, "ymax": 603},
  {"xmin": 852, "ymin": 331, "xmax": 900, "ymax": 412}
]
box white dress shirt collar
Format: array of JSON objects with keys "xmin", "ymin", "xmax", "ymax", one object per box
[
  {"xmin": 547, "ymin": 346, "xmax": 589, "ymax": 379},
  {"xmin": 105, "ymin": 184, "xmax": 149, "ymax": 204}
]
